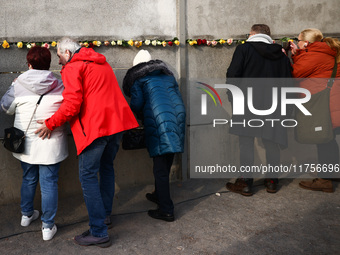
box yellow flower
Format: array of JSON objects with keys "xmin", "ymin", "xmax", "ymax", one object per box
[
  {"xmin": 83, "ymin": 42, "xmax": 89, "ymax": 47},
  {"xmin": 128, "ymin": 40, "xmax": 134, "ymax": 46},
  {"xmin": 17, "ymin": 42, "xmax": 23, "ymax": 48},
  {"xmin": 51, "ymin": 41, "xmax": 57, "ymax": 47},
  {"xmin": 134, "ymin": 41, "xmax": 142, "ymax": 47},
  {"xmin": 189, "ymin": 40, "xmax": 197, "ymax": 46},
  {"xmin": 174, "ymin": 40, "xmax": 180, "ymax": 46},
  {"xmin": 2, "ymin": 40, "xmax": 10, "ymax": 49},
  {"xmin": 162, "ymin": 41, "xmax": 167, "ymax": 47},
  {"xmin": 241, "ymin": 40, "xmax": 245, "ymax": 44},
  {"xmin": 219, "ymin": 39, "xmax": 226, "ymax": 45},
  {"xmin": 93, "ymin": 41, "xmax": 99, "ymax": 46}
]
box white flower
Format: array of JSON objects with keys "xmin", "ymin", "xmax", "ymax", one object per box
[
  {"xmin": 111, "ymin": 41, "xmax": 116, "ymax": 46},
  {"xmin": 151, "ymin": 40, "xmax": 157, "ymax": 46},
  {"xmin": 145, "ymin": 40, "xmax": 151, "ymax": 46},
  {"xmin": 117, "ymin": 40, "xmax": 123, "ymax": 45}
]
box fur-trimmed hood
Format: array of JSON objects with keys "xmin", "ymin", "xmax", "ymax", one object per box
[{"xmin": 123, "ymin": 59, "xmax": 173, "ymax": 97}]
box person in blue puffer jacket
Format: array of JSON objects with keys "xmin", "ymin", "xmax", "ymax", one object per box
[{"xmin": 123, "ymin": 50, "xmax": 186, "ymax": 222}]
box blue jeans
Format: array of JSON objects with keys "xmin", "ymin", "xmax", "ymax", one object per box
[
  {"xmin": 78, "ymin": 133, "xmax": 122, "ymax": 237},
  {"xmin": 20, "ymin": 161, "xmax": 60, "ymax": 229}
]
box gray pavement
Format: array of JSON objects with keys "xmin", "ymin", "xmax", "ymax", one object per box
[{"xmin": 0, "ymin": 178, "xmax": 339, "ymax": 255}]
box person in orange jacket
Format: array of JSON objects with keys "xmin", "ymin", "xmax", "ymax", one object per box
[
  {"xmin": 291, "ymin": 28, "xmax": 340, "ymax": 192},
  {"xmin": 36, "ymin": 37, "xmax": 138, "ymax": 247}
]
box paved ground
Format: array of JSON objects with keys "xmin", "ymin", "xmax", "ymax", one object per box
[{"xmin": 0, "ymin": 178, "xmax": 339, "ymax": 255}]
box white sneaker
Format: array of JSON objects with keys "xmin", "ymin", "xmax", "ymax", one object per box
[
  {"xmin": 42, "ymin": 224, "xmax": 57, "ymax": 241},
  {"xmin": 21, "ymin": 210, "xmax": 39, "ymax": 227}
]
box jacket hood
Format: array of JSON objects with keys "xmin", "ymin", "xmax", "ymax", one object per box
[
  {"xmin": 16, "ymin": 69, "xmax": 60, "ymax": 95},
  {"xmin": 123, "ymin": 59, "xmax": 174, "ymax": 97},
  {"xmin": 69, "ymin": 47, "xmax": 106, "ymax": 64},
  {"xmin": 248, "ymin": 42, "xmax": 285, "ymax": 60}
]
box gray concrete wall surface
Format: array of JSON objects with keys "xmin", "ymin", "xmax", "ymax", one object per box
[{"xmin": 1, "ymin": 0, "xmax": 340, "ymax": 205}]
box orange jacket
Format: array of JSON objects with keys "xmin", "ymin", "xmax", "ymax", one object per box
[
  {"xmin": 45, "ymin": 48, "xmax": 138, "ymax": 154},
  {"xmin": 292, "ymin": 42, "xmax": 340, "ymax": 129}
]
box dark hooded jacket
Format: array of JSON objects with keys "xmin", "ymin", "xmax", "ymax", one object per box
[
  {"xmin": 123, "ymin": 60, "xmax": 186, "ymax": 157},
  {"xmin": 226, "ymin": 41, "xmax": 292, "ymax": 147}
]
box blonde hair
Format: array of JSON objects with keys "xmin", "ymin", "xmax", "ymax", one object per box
[{"xmin": 300, "ymin": 28, "xmax": 340, "ymax": 63}]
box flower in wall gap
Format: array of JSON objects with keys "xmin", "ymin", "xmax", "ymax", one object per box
[
  {"xmin": 17, "ymin": 42, "xmax": 23, "ymax": 48},
  {"xmin": 2, "ymin": 40, "xmax": 10, "ymax": 48}
]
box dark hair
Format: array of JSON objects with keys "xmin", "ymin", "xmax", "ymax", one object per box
[
  {"xmin": 251, "ymin": 24, "xmax": 271, "ymax": 36},
  {"xmin": 26, "ymin": 46, "xmax": 51, "ymax": 70}
]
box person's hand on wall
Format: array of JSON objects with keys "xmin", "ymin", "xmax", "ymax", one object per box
[{"xmin": 35, "ymin": 120, "xmax": 52, "ymax": 139}]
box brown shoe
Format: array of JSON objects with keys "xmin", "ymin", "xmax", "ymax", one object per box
[
  {"xmin": 226, "ymin": 178, "xmax": 253, "ymax": 196},
  {"xmin": 299, "ymin": 178, "xmax": 333, "ymax": 193}
]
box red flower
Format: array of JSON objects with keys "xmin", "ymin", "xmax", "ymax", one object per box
[
  {"xmin": 89, "ymin": 42, "xmax": 94, "ymax": 48},
  {"xmin": 168, "ymin": 41, "xmax": 173, "ymax": 46},
  {"xmin": 197, "ymin": 39, "xmax": 202, "ymax": 45},
  {"xmin": 202, "ymin": 39, "xmax": 207, "ymax": 45}
]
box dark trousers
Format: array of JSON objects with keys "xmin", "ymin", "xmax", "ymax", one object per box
[
  {"xmin": 239, "ymin": 136, "xmax": 280, "ymax": 185},
  {"xmin": 316, "ymin": 138, "xmax": 339, "ymax": 179},
  {"xmin": 153, "ymin": 153, "xmax": 175, "ymax": 214}
]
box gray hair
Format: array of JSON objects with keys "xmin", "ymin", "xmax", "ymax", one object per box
[{"xmin": 58, "ymin": 37, "xmax": 81, "ymax": 54}]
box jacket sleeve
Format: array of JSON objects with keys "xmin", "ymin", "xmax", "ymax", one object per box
[
  {"xmin": 130, "ymin": 80, "xmax": 145, "ymax": 114},
  {"xmin": 291, "ymin": 51, "xmax": 315, "ymax": 78},
  {"xmin": 226, "ymin": 45, "xmax": 245, "ymax": 79},
  {"xmin": 0, "ymin": 83, "xmax": 16, "ymax": 115},
  {"xmin": 45, "ymin": 65, "xmax": 84, "ymax": 130}
]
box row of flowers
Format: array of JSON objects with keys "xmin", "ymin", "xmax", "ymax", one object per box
[
  {"xmin": 1, "ymin": 37, "xmax": 295, "ymax": 49},
  {"xmin": 187, "ymin": 37, "xmax": 295, "ymax": 46},
  {"xmin": 1, "ymin": 38, "xmax": 180, "ymax": 49}
]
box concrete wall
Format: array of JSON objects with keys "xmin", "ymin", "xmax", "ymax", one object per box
[{"xmin": 1, "ymin": 0, "xmax": 340, "ymax": 205}]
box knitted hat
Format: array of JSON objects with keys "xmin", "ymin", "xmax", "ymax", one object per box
[{"xmin": 133, "ymin": 50, "xmax": 152, "ymax": 66}]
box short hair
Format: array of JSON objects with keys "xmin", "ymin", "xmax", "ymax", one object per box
[
  {"xmin": 299, "ymin": 28, "xmax": 323, "ymax": 43},
  {"xmin": 58, "ymin": 37, "xmax": 81, "ymax": 54},
  {"xmin": 251, "ymin": 24, "xmax": 271, "ymax": 36},
  {"xmin": 26, "ymin": 46, "xmax": 51, "ymax": 70}
]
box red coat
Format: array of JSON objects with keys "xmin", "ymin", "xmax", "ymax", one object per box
[
  {"xmin": 292, "ymin": 42, "xmax": 340, "ymax": 129},
  {"xmin": 46, "ymin": 48, "xmax": 138, "ymax": 154}
]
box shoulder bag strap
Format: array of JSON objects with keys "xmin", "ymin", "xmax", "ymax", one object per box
[
  {"xmin": 327, "ymin": 58, "xmax": 338, "ymax": 89},
  {"xmin": 24, "ymin": 94, "xmax": 45, "ymax": 135}
]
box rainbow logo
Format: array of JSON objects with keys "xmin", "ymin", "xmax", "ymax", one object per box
[
  {"xmin": 197, "ymin": 82, "xmax": 222, "ymax": 115},
  {"xmin": 197, "ymin": 82, "xmax": 222, "ymax": 106}
]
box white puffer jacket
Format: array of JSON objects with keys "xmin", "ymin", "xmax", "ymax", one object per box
[{"xmin": 1, "ymin": 69, "xmax": 68, "ymax": 164}]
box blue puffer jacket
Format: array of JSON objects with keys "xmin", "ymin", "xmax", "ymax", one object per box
[{"xmin": 123, "ymin": 60, "xmax": 186, "ymax": 157}]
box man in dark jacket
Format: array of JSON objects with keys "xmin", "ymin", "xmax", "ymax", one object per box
[
  {"xmin": 226, "ymin": 24, "xmax": 292, "ymax": 196},
  {"xmin": 123, "ymin": 50, "xmax": 186, "ymax": 222}
]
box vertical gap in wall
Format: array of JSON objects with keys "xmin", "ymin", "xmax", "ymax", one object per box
[{"xmin": 177, "ymin": 0, "xmax": 189, "ymax": 180}]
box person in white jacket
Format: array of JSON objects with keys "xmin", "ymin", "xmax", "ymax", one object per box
[{"xmin": 0, "ymin": 46, "xmax": 68, "ymax": 241}]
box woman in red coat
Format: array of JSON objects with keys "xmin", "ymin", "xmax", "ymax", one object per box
[{"xmin": 291, "ymin": 28, "xmax": 340, "ymax": 192}]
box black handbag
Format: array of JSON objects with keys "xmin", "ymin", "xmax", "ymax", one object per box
[
  {"xmin": 3, "ymin": 94, "xmax": 45, "ymax": 153},
  {"xmin": 295, "ymin": 59, "xmax": 337, "ymax": 144},
  {"xmin": 122, "ymin": 127, "xmax": 146, "ymax": 150}
]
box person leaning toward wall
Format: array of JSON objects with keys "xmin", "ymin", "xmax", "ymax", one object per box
[
  {"xmin": 225, "ymin": 24, "xmax": 292, "ymax": 196},
  {"xmin": 123, "ymin": 50, "xmax": 186, "ymax": 222},
  {"xmin": 290, "ymin": 28, "xmax": 340, "ymax": 192},
  {"xmin": 35, "ymin": 37, "xmax": 138, "ymax": 248},
  {"xmin": 0, "ymin": 46, "xmax": 68, "ymax": 241}
]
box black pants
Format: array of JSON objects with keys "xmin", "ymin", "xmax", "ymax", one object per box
[
  {"xmin": 316, "ymin": 138, "xmax": 339, "ymax": 179},
  {"xmin": 153, "ymin": 153, "xmax": 175, "ymax": 214},
  {"xmin": 239, "ymin": 136, "xmax": 280, "ymax": 185}
]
